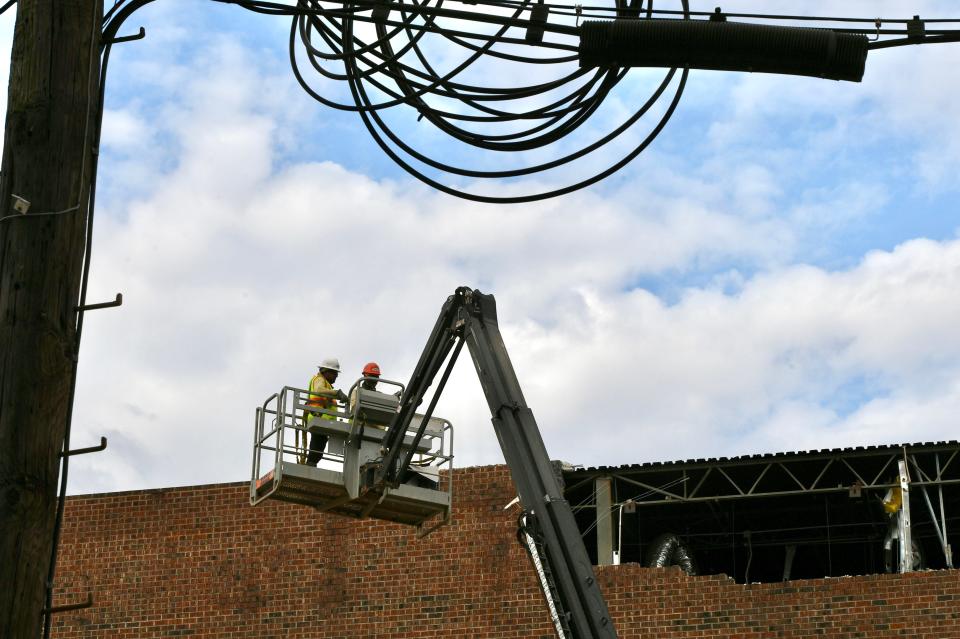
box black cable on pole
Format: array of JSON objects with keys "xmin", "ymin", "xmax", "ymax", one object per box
[
  {"xmin": 41, "ymin": 10, "xmax": 116, "ymax": 639},
  {"xmin": 869, "ymin": 32, "xmax": 960, "ymax": 50}
]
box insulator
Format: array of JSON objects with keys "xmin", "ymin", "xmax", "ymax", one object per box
[{"xmin": 579, "ymin": 19, "xmax": 869, "ymax": 82}]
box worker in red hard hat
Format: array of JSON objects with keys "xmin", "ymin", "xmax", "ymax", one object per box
[
  {"xmin": 349, "ymin": 362, "xmax": 386, "ymax": 424},
  {"xmin": 304, "ymin": 357, "xmax": 348, "ymax": 467},
  {"xmin": 360, "ymin": 361, "xmax": 381, "ymax": 390}
]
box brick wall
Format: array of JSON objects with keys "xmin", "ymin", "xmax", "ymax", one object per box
[{"xmin": 52, "ymin": 465, "xmax": 960, "ymax": 638}]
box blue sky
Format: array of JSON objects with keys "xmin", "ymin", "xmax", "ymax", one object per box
[{"xmin": 2, "ymin": 1, "xmax": 959, "ymax": 493}]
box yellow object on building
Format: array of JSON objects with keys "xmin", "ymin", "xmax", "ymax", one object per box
[{"xmin": 883, "ymin": 486, "xmax": 903, "ymax": 513}]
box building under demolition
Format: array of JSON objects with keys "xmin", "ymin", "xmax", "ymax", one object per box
[
  {"xmin": 51, "ymin": 449, "xmax": 960, "ymax": 638},
  {"xmin": 567, "ymin": 441, "xmax": 959, "ymax": 584}
]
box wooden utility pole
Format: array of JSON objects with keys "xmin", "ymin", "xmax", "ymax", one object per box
[{"xmin": 0, "ymin": 1, "xmax": 101, "ymax": 637}]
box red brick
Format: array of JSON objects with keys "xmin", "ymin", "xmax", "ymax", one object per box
[{"xmin": 50, "ymin": 465, "xmax": 960, "ymax": 638}]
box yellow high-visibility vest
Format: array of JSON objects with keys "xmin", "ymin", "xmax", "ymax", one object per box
[{"xmin": 307, "ymin": 373, "xmax": 338, "ymax": 420}]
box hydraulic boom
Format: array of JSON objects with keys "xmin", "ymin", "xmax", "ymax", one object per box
[{"xmin": 373, "ymin": 287, "xmax": 617, "ymax": 639}]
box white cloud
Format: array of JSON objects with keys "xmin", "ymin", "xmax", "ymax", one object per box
[
  {"xmin": 72, "ymin": 37, "xmax": 960, "ymax": 492},
  {"xmin": 0, "ymin": 3, "xmax": 955, "ymax": 494},
  {"xmin": 523, "ymin": 236, "xmax": 960, "ymax": 466},
  {"xmin": 102, "ymin": 108, "xmax": 151, "ymax": 149}
]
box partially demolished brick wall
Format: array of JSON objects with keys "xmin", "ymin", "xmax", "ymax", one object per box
[{"xmin": 52, "ymin": 465, "xmax": 960, "ymax": 638}]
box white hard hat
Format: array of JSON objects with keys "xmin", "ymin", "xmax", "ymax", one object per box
[{"xmin": 319, "ymin": 357, "xmax": 341, "ymax": 372}]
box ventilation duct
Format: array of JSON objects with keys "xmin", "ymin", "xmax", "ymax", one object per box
[{"xmin": 645, "ymin": 533, "xmax": 698, "ymax": 575}]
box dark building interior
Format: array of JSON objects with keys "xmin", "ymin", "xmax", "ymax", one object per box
[{"xmin": 565, "ymin": 441, "xmax": 960, "ymax": 583}]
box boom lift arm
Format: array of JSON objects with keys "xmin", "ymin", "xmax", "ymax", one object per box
[{"xmin": 374, "ymin": 287, "xmax": 617, "ymax": 639}]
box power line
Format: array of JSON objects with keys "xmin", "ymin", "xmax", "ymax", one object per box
[{"xmin": 102, "ymin": 0, "xmax": 960, "ymax": 202}]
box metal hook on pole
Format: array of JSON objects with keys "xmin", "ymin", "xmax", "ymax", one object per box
[
  {"xmin": 61, "ymin": 436, "xmax": 107, "ymax": 458},
  {"xmin": 102, "ymin": 26, "xmax": 145, "ymax": 46},
  {"xmin": 42, "ymin": 592, "xmax": 93, "ymax": 615},
  {"xmin": 76, "ymin": 292, "xmax": 122, "ymax": 313}
]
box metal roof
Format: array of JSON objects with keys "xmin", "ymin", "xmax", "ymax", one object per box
[{"xmin": 568, "ymin": 440, "xmax": 960, "ymax": 474}]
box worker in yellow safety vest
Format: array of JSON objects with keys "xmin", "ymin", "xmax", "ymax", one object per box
[{"xmin": 305, "ymin": 357, "xmax": 347, "ymax": 466}]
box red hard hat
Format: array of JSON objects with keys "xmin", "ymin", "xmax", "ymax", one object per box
[{"xmin": 362, "ymin": 362, "xmax": 381, "ymax": 377}]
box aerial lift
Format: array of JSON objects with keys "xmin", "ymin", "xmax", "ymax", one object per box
[
  {"xmin": 251, "ymin": 368, "xmax": 454, "ymax": 533},
  {"xmin": 251, "ymin": 287, "xmax": 616, "ymax": 638}
]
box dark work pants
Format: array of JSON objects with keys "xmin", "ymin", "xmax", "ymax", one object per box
[{"xmin": 306, "ymin": 432, "xmax": 328, "ymax": 466}]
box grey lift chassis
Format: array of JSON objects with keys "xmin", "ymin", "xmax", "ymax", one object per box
[{"xmin": 374, "ymin": 287, "xmax": 617, "ymax": 639}]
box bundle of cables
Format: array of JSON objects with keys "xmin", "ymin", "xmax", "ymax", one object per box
[
  {"xmin": 286, "ymin": 0, "xmax": 690, "ymax": 203},
  {"xmin": 102, "ymin": 0, "xmax": 960, "ymax": 204}
]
